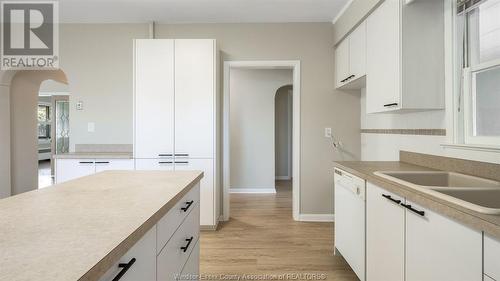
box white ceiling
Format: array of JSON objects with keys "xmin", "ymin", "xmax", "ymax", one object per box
[{"xmin": 58, "ymin": 0, "xmax": 351, "ymax": 23}]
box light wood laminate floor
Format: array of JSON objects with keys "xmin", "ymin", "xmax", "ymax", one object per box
[{"xmin": 200, "ymin": 180, "xmax": 358, "ymax": 281}]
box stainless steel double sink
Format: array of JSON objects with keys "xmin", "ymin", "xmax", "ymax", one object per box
[{"xmin": 374, "ymin": 171, "xmax": 500, "ymax": 215}]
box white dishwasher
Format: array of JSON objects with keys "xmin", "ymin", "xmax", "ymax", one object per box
[{"xmin": 334, "ymin": 168, "xmax": 366, "ymax": 281}]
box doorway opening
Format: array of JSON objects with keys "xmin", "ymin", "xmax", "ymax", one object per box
[
  {"xmin": 275, "ymin": 85, "xmax": 293, "ymax": 197},
  {"xmin": 9, "ymin": 70, "xmax": 69, "ymax": 195},
  {"xmin": 223, "ymin": 60, "xmax": 301, "ymax": 221},
  {"xmin": 38, "ymin": 80, "xmax": 70, "ymax": 188}
]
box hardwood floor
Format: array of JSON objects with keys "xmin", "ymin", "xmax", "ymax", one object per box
[{"xmin": 200, "ymin": 180, "xmax": 359, "ymax": 281}]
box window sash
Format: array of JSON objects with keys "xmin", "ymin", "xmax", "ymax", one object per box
[{"xmin": 463, "ymin": 59, "xmax": 500, "ymax": 146}]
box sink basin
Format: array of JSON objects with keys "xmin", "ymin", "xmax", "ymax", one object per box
[
  {"xmin": 374, "ymin": 171, "xmax": 500, "ymax": 215},
  {"xmin": 374, "ymin": 171, "xmax": 500, "ymax": 189}
]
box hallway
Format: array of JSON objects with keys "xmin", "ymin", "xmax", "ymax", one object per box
[{"xmin": 200, "ymin": 180, "xmax": 358, "ymax": 280}]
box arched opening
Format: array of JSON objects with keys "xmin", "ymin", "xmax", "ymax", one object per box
[
  {"xmin": 9, "ymin": 69, "xmax": 69, "ymax": 194},
  {"xmin": 274, "ymin": 84, "xmax": 293, "ymax": 185}
]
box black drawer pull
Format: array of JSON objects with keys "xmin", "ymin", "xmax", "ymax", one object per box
[
  {"xmin": 382, "ymin": 194, "xmax": 401, "ymax": 204},
  {"xmin": 175, "ymin": 153, "xmax": 189, "ymax": 157},
  {"xmin": 383, "ymin": 103, "xmax": 399, "ymax": 107},
  {"xmin": 158, "ymin": 154, "xmax": 173, "ymax": 157},
  {"xmin": 95, "ymin": 161, "xmax": 110, "ymax": 164},
  {"xmin": 79, "ymin": 161, "xmax": 94, "ymax": 164},
  {"xmin": 158, "ymin": 161, "xmax": 173, "ymax": 164},
  {"xmin": 175, "ymin": 161, "xmax": 189, "ymax": 164},
  {"xmin": 181, "ymin": 237, "xmax": 194, "ymax": 252},
  {"xmin": 400, "ymin": 203, "xmax": 425, "ymax": 217},
  {"xmin": 112, "ymin": 258, "xmax": 136, "ymax": 281},
  {"xmin": 181, "ymin": 200, "xmax": 194, "ymax": 212}
]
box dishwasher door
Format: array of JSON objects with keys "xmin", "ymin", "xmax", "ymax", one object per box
[{"xmin": 334, "ymin": 168, "xmax": 366, "ymax": 281}]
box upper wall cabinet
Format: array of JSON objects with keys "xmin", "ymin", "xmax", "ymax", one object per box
[
  {"xmin": 335, "ymin": 21, "xmax": 366, "ymax": 90},
  {"xmin": 366, "ymin": 0, "xmax": 445, "ymax": 113}
]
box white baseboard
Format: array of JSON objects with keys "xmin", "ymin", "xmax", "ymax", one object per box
[
  {"xmin": 275, "ymin": 176, "xmax": 291, "ymax": 180},
  {"xmin": 298, "ymin": 214, "xmax": 335, "ymax": 222},
  {"xmin": 229, "ymin": 187, "xmax": 277, "ymax": 194}
]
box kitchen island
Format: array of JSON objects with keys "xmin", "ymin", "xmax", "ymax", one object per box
[{"xmin": 0, "ymin": 170, "xmax": 203, "ymax": 281}]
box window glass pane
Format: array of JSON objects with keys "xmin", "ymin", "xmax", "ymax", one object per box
[
  {"xmin": 473, "ymin": 65, "xmax": 500, "ymax": 136},
  {"xmin": 468, "ymin": 0, "xmax": 500, "ymax": 65}
]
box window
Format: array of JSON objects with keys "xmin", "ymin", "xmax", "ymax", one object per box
[
  {"xmin": 458, "ymin": 0, "xmax": 500, "ymax": 147},
  {"xmin": 38, "ymin": 104, "xmax": 51, "ymax": 139}
]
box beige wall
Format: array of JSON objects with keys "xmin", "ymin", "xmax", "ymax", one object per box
[
  {"xmin": 59, "ymin": 24, "xmax": 149, "ymax": 151},
  {"xmin": 158, "ymin": 23, "xmax": 361, "ymax": 214},
  {"xmin": 275, "ymin": 85, "xmax": 293, "ymax": 179},
  {"xmin": 333, "ymin": 0, "xmax": 382, "ymax": 45},
  {"xmin": 0, "ymin": 84, "xmax": 11, "ymax": 198},
  {"xmin": 10, "ymin": 70, "xmax": 68, "ymax": 195},
  {"xmin": 230, "ymin": 69, "xmax": 293, "ymax": 190}
]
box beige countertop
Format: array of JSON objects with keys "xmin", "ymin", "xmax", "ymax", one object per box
[
  {"xmin": 0, "ymin": 170, "xmax": 203, "ymax": 281},
  {"xmin": 53, "ymin": 152, "xmax": 133, "ymax": 159},
  {"xmin": 334, "ymin": 161, "xmax": 500, "ymax": 241}
]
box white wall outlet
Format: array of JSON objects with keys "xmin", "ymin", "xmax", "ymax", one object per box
[
  {"xmin": 76, "ymin": 101, "xmax": 83, "ymax": 110},
  {"xmin": 87, "ymin": 122, "xmax": 95, "ymax": 133},
  {"xmin": 324, "ymin": 127, "xmax": 332, "ymax": 138}
]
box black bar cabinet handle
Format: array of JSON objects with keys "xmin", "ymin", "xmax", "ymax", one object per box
[
  {"xmin": 400, "ymin": 203, "xmax": 425, "ymax": 217},
  {"xmin": 112, "ymin": 258, "xmax": 136, "ymax": 281},
  {"xmin": 383, "ymin": 103, "xmax": 399, "ymax": 107},
  {"xmin": 181, "ymin": 237, "xmax": 194, "ymax": 252},
  {"xmin": 382, "ymin": 194, "xmax": 401, "ymax": 204},
  {"xmin": 158, "ymin": 154, "xmax": 173, "ymax": 157},
  {"xmin": 181, "ymin": 200, "xmax": 194, "ymax": 212},
  {"xmin": 347, "ymin": 74, "xmax": 355, "ymax": 80},
  {"xmin": 158, "ymin": 161, "xmax": 173, "ymax": 164},
  {"xmin": 95, "ymin": 161, "xmax": 110, "ymax": 164},
  {"xmin": 79, "ymin": 161, "xmax": 94, "ymax": 164},
  {"xmin": 175, "ymin": 153, "xmax": 189, "ymax": 157},
  {"xmin": 175, "ymin": 161, "xmax": 189, "ymax": 164}
]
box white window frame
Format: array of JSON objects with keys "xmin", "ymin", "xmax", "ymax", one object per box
[{"xmin": 444, "ymin": 0, "xmax": 500, "ymax": 152}]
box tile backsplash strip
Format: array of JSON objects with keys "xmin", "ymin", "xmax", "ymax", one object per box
[
  {"xmin": 400, "ymin": 151, "xmax": 500, "ymax": 182},
  {"xmin": 75, "ymin": 144, "xmax": 133, "ymax": 153}
]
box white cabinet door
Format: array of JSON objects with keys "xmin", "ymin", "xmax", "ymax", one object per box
[
  {"xmin": 335, "ymin": 39, "xmax": 350, "ymax": 88},
  {"xmin": 134, "ymin": 39, "xmax": 175, "ymax": 159},
  {"xmin": 405, "ymin": 200, "xmax": 482, "ymax": 281},
  {"xmin": 98, "ymin": 226, "xmax": 156, "ymax": 281},
  {"xmin": 178, "ymin": 239, "xmax": 200, "ymax": 280},
  {"xmin": 55, "ymin": 159, "xmax": 95, "ymax": 184},
  {"xmin": 349, "ymin": 21, "xmax": 366, "ymax": 80},
  {"xmin": 485, "ymin": 235, "xmax": 500, "ymax": 281},
  {"xmin": 95, "ymin": 159, "xmax": 135, "ymax": 173},
  {"xmin": 366, "ymin": 183, "xmax": 405, "ymax": 281},
  {"xmin": 174, "ymin": 158, "xmax": 214, "ymax": 226},
  {"xmin": 366, "ymin": 0, "xmax": 401, "ymax": 113},
  {"xmin": 135, "ymin": 159, "xmax": 174, "ymax": 171},
  {"xmin": 174, "ymin": 39, "xmax": 215, "ymax": 159}
]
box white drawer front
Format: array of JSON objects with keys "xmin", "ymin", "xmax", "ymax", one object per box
[
  {"xmin": 135, "ymin": 159, "xmax": 174, "ymax": 171},
  {"xmin": 157, "ymin": 203, "xmax": 200, "ymax": 281},
  {"xmin": 485, "ymin": 235, "xmax": 500, "ymax": 281},
  {"xmin": 157, "ymin": 184, "xmax": 200, "ymax": 254},
  {"xmin": 98, "ymin": 226, "xmax": 157, "ymax": 281},
  {"xmin": 95, "ymin": 159, "xmax": 134, "ymax": 173},
  {"xmin": 177, "ymin": 239, "xmax": 200, "ymax": 281}
]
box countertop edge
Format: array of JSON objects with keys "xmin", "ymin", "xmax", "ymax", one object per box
[
  {"xmin": 333, "ymin": 161, "xmax": 500, "ymax": 241},
  {"xmin": 77, "ymin": 172, "xmax": 204, "ymax": 281}
]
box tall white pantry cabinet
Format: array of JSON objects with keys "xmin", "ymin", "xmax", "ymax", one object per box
[{"xmin": 134, "ymin": 39, "xmax": 220, "ymax": 228}]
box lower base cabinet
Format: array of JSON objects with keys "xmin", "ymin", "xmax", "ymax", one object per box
[
  {"xmin": 366, "ymin": 183, "xmax": 405, "ymax": 281},
  {"xmin": 98, "ymin": 184, "xmax": 200, "ymax": 281},
  {"xmin": 405, "ymin": 200, "xmax": 482, "ymax": 281},
  {"xmin": 366, "ymin": 182, "xmax": 482, "ymax": 281},
  {"xmin": 98, "ymin": 227, "xmax": 157, "ymax": 281}
]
